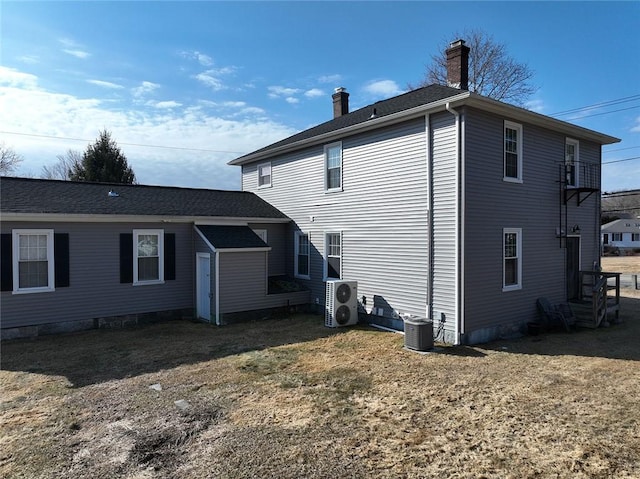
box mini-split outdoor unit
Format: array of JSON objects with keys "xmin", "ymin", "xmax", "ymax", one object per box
[{"xmin": 325, "ymin": 280, "xmax": 358, "ymax": 327}]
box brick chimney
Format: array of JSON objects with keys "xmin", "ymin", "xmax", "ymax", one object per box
[
  {"xmin": 332, "ymin": 87, "xmax": 349, "ymax": 118},
  {"xmin": 446, "ymin": 39, "xmax": 470, "ymax": 90}
]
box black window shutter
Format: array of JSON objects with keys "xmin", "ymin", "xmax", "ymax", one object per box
[
  {"xmin": 1, "ymin": 234, "xmax": 12, "ymax": 292},
  {"xmin": 120, "ymin": 233, "xmax": 133, "ymax": 283},
  {"xmin": 54, "ymin": 233, "xmax": 70, "ymax": 288},
  {"xmin": 164, "ymin": 233, "xmax": 176, "ymax": 281}
]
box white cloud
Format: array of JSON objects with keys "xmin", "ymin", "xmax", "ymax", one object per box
[
  {"xmin": 87, "ymin": 79, "xmax": 124, "ymax": 89},
  {"xmin": 268, "ymin": 86, "xmax": 301, "ymax": 100},
  {"xmin": 152, "ymin": 100, "xmax": 182, "ymax": 109},
  {"xmin": 0, "ymin": 66, "xmax": 38, "ymax": 89},
  {"xmin": 318, "ymin": 74, "xmax": 342, "ymax": 84},
  {"xmin": 132, "ymin": 81, "xmax": 160, "ymax": 98},
  {"xmin": 64, "ymin": 49, "xmax": 91, "ymax": 59},
  {"xmin": 285, "ymin": 97, "xmax": 299, "ymax": 104},
  {"xmin": 525, "ymin": 99, "xmax": 545, "ymax": 113},
  {"xmin": 363, "ymin": 80, "xmax": 403, "ymax": 98},
  {"xmin": 18, "ymin": 55, "xmax": 40, "ymax": 65},
  {"xmin": 304, "ymin": 88, "xmax": 324, "ymax": 98},
  {"xmin": 181, "ymin": 50, "xmax": 214, "ymax": 67},
  {"xmin": 195, "ymin": 72, "xmax": 225, "ymax": 90},
  {"xmin": 0, "ymin": 67, "xmax": 296, "ymax": 189}
]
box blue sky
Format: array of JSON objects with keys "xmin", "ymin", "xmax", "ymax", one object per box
[{"xmin": 1, "ymin": 1, "xmax": 639, "ymax": 192}]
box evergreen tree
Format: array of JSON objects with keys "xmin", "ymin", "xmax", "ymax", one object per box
[{"xmin": 70, "ymin": 130, "xmax": 136, "ymax": 184}]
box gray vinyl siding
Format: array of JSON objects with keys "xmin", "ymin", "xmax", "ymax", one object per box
[
  {"xmin": 462, "ymin": 107, "xmax": 602, "ymax": 339},
  {"xmin": 248, "ymin": 222, "xmax": 287, "ymax": 276},
  {"xmin": 1, "ymin": 221, "xmax": 193, "ymax": 329},
  {"xmin": 218, "ymin": 251, "xmax": 267, "ymax": 313},
  {"xmin": 430, "ymin": 111, "xmax": 459, "ymax": 339},
  {"xmin": 243, "ymin": 118, "xmax": 431, "ymax": 319}
]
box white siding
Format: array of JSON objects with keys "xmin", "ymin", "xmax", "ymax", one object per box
[
  {"xmin": 243, "ymin": 118, "xmax": 431, "ymax": 319},
  {"xmin": 430, "ymin": 112, "xmax": 459, "ymax": 340}
]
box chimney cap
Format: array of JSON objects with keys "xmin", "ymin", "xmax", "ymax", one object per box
[
  {"xmin": 334, "ymin": 87, "xmax": 346, "ymax": 94},
  {"xmin": 449, "ymin": 39, "xmax": 467, "ymax": 48}
]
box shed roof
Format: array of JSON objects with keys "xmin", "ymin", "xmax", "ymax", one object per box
[
  {"xmin": 0, "ymin": 176, "xmax": 288, "ymax": 221},
  {"xmin": 195, "ymin": 225, "xmax": 269, "ymax": 250}
]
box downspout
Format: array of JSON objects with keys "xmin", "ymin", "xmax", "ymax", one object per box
[
  {"xmin": 426, "ymin": 113, "xmax": 433, "ymax": 320},
  {"xmin": 215, "ymin": 249, "xmax": 221, "ymax": 326},
  {"xmin": 446, "ymin": 102, "xmax": 464, "ymax": 345}
]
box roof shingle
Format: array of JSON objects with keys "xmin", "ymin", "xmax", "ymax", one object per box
[{"xmin": 0, "ymin": 177, "xmax": 288, "ymax": 219}]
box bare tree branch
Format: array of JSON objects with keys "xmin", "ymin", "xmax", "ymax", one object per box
[
  {"xmin": 416, "ymin": 29, "xmax": 537, "ymax": 106},
  {"xmin": 41, "ymin": 149, "xmax": 83, "ymax": 180},
  {"xmin": 0, "ymin": 142, "xmax": 24, "ymax": 175}
]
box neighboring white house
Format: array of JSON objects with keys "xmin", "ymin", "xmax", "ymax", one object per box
[{"xmin": 602, "ymin": 218, "xmax": 640, "ymax": 252}]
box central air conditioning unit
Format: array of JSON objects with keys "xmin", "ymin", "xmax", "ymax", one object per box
[{"xmin": 325, "ymin": 280, "xmax": 358, "ymax": 327}]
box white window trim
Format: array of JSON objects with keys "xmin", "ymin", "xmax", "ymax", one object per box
[
  {"xmin": 257, "ymin": 162, "xmax": 272, "ymax": 188},
  {"xmin": 324, "ymin": 141, "xmax": 343, "ymax": 193},
  {"xmin": 12, "ymin": 229, "xmax": 55, "ymax": 294},
  {"xmin": 294, "ymin": 231, "xmax": 310, "ymax": 280},
  {"xmin": 503, "ymin": 121, "xmax": 523, "ymax": 183},
  {"xmin": 133, "ymin": 229, "xmax": 164, "ymax": 285},
  {"xmin": 565, "ymin": 138, "xmax": 580, "ymax": 187},
  {"xmin": 323, "ymin": 231, "xmax": 342, "ymax": 281},
  {"xmin": 502, "ymin": 228, "xmax": 522, "ymax": 292}
]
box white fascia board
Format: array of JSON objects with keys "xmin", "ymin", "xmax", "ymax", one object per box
[
  {"xmin": 216, "ymin": 247, "xmax": 271, "ymax": 253},
  {"xmin": 2, "ymin": 213, "xmax": 290, "ymax": 224},
  {"xmin": 462, "ymin": 94, "xmax": 621, "ymax": 145},
  {"xmin": 228, "ymin": 92, "xmax": 472, "ymax": 165}
]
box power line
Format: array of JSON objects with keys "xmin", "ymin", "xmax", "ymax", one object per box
[
  {"xmin": 550, "ymin": 94, "xmax": 640, "ymax": 116},
  {"xmin": 563, "ymin": 105, "xmax": 640, "ymax": 121},
  {"xmin": 603, "ymin": 145, "xmax": 640, "ymax": 153},
  {"xmin": 0, "ymin": 130, "xmax": 247, "ymax": 155},
  {"xmin": 602, "ymin": 156, "xmax": 640, "ymax": 165}
]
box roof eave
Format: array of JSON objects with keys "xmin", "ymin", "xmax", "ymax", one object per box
[
  {"xmin": 1, "ymin": 213, "xmax": 290, "ymax": 224},
  {"xmin": 228, "ymin": 91, "xmax": 472, "ymax": 166},
  {"xmin": 461, "ymin": 94, "xmax": 621, "ymax": 145}
]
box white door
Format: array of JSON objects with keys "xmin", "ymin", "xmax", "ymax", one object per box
[{"xmin": 196, "ymin": 253, "xmax": 211, "ymax": 321}]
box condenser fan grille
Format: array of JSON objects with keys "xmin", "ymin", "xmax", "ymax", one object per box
[
  {"xmin": 335, "ymin": 305, "xmax": 351, "ymax": 325},
  {"xmin": 336, "ymin": 283, "xmax": 352, "ymax": 303},
  {"xmin": 325, "ymin": 280, "xmax": 358, "ymax": 328}
]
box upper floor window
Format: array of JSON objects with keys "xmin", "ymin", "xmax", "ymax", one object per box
[
  {"xmin": 503, "ymin": 228, "xmax": 522, "ymax": 291},
  {"xmin": 325, "ymin": 142, "xmax": 342, "ymax": 191},
  {"xmin": 325, "ymin": 232, "xmax": 342, "ymax": 279},
  {"xmin": 565, "ymin": 138, "xmax": 579, "ymax": 187},
  {"xmin": 294, "ymin": 232, "xmax": 310, "ymax": 279},
  {"xmin": 12, "ymin": 229, "xmax": 55, "ymax": 293},
  {"xmin": 257, "ymin": 162, "xmax": 272, "ymax": 188},
  {"xmin": 504, "ymin": 121, "xmax": 523, "ymax": 183},
  {"xmin": 134, "ymin": 229, "xmax": 164, "ymax": 284}
]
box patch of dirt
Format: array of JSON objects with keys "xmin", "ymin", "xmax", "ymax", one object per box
[{"xmin": 2, "ymin": 297, "xmax": 640, "ymax": 478}]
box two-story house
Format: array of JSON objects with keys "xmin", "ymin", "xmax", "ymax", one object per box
[{"xmin": 230, "ymin": 40, "xmax": 620, "ymax": 344}]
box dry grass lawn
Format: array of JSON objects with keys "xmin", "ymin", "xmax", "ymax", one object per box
[{"xmin": 1, "ymin": 258, "xmax": 639, "ymax": 478}]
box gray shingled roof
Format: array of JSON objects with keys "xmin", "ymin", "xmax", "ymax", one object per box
[
  {"xmin": 0, "ymin": 176, "xmax": 288, "ymax": 219},
  {"xmin": 195, "ymin": 225, "xmax": 269, "ymax": 249},
  {"xmin": 230, "ymin": 84, "xmax": 463, "ymax": 164}
]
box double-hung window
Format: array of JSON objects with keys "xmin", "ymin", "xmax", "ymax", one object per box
[
  {"xmin": 12, "ymin": 229, "xmax": 55, "ymax": 293},
  {"xmin": 503, "ymin": 228, "xmax": 522, "ymax": 291},
  {"xmin": 134, "ymin": 229, "xmax": 164, "ymax": 284},
  {"xmin": 257, "ymin": 162, "xmax": 272, "ymax": 188},
  {"xmin": 612, "ymin": 233, "xmax": 622, "ymax": 242},
  {"xmin": 325, "ymin": 232, "xmax": 341, "ymax": 279},
  {"xmin": 294, "ymin": 232, "xmax": 310, "ymax": 279},
  {"xmin": 565, "ymin": 138, "xmax": 579, "ymax": 187},
  {"xmin": 325, "ymin": 142, "xmax": 342, "ymax": 191},
  {"xmin": 632, "ymin": 233, "xmax": 640, "ymax": 242},
  {"xmin": 504, "ymin": 121, "xmax": 523, "ymax": 182}
]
